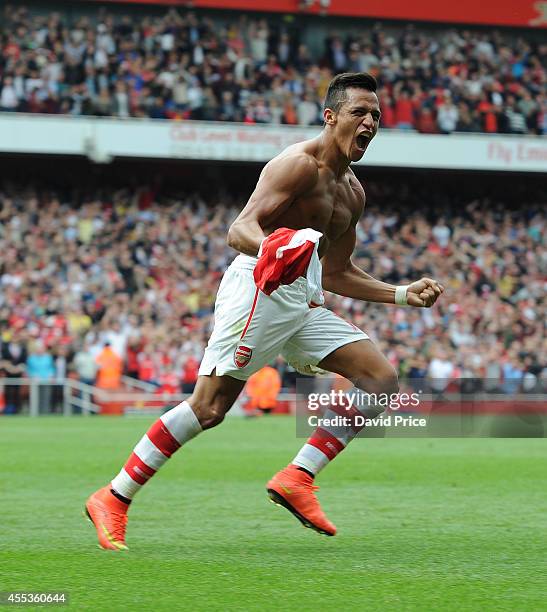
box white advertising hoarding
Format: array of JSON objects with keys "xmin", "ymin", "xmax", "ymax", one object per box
[{"xmin": 0, "ymin": 113, "xmax": 545, "ymax": 173}]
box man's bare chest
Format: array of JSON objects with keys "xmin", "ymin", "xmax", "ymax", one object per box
[{"xmin": 294, "ymin": 174, "xmax": 361, "ymax": 241}]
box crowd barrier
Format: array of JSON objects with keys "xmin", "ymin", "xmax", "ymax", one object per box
[{"xmin": 0, "ymin": 378, "xmax": 545, "ymax": 417}]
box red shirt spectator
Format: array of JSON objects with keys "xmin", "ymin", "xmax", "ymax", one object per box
[
  {"xmin": 478, "ymin": 99, "xmax": 498, "ymax": 133},
  {"xmin": 182, "ymin": 357, "xmax": 199, "ymax": 386},
  {"xmin": 138, "ymin": 351, "xmax": 157, "ymax": 384},
  {"xmin": 394, "ymin": 93, "xmax": 414, "ymax": 128},
  {"xmin": 416, "ymin": 109, "xmax": 438, "ymax": 134},
  {"xmin": 158, "ymin": 371, "xmax": 179, "ymax": 394},
  {"xmin": 379, "ymin": 93, "xmax": 396, "ymax": 128},
  {"xmin": 126, "ymin": 340, "xmax": 143, "ymax": 377}
]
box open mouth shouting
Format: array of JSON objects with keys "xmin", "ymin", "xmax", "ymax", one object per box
[{"xmin": 355, "ymin": 132, "xmax": 372, "ymax": 151}]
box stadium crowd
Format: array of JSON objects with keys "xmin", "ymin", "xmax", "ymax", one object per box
[
  {"xmin": 0, "ymin": 180, "xmax": 544, "ymax": 412},
  {"xmin": 0, "ymin": 4, "xmax": 545, "ymax": 135}
]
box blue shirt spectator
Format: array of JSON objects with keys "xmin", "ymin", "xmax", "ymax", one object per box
[
  {"xmin": 26, "ymin": 344, "xmax": 56, "ymax": 380},
  {"xmin": 501, "ymin": 362, "xmax": 523, "ymax": 395}
]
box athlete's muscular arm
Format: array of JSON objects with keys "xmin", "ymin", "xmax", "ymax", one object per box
[
  {"xmin": 322, "ymin": 223, "xmax": 401, "ymax": 303},
  {"xmin": 322, "ymin": 214, "xmax": 444, "ymax": 307},
  {"xmin": 227, "ymin": 154, "xmax": 318, "ymax": 256}
]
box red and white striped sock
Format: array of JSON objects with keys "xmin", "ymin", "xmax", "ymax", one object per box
[
  {"xmin": 110, "ymin": 400, "xmax": 202, "ymax": 500},
  {"xmin": 292, "ymin": 404, "xmax": 366, "ymax": 476}
]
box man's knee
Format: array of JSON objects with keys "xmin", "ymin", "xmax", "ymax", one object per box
[
  {"xmin": 189, "ymin": 400, "xmax": 228, "ymax": 429},
  {"xmin": 354, "ymin": 364, "xmax": 399, "ymax": 397},
  {"xmin": 352, "ymin": 364, "xmax": 398, "ymax": 419},
  {"xmin": 188, "ymin": 394, "xmax": 231, "ymax": 429},
  {"xmin": 201, "ymin": 403, "xmax": 228, "ymax": 429},
  {"xmin": 187, "ymin": 376, "xmax": 243, "ymax": 430}
]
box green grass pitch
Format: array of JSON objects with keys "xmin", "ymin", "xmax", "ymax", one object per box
[{"xmin": 1, "ymin": 416, "xmax": 546, "ymax": 611}]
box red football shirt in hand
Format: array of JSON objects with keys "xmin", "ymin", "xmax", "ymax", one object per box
[{"xmin": 253, "ymin": 228, "xmax": 323, "ymax": 304}]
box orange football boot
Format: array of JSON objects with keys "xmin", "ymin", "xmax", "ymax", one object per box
[
  {"xmin": 85, "ymin": 485, "xmax": 129, "ymax": 551},
  {"xmin": 267, "ymin": 465, "xmax": 337, "ymax": 536}
]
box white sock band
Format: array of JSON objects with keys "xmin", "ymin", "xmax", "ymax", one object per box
[
  {"xmin": 161, "ymin": 400, "xmax": 202, "ymax": 444},
  {"xmin": 292, "ymin": 444, "xmax": 331, "ymax": 474},
  {"xmin": 111, "ymin": 469, "xmax": 142, "ymax": 499},
  {"xmin": 134, "ymin": 435, "xmax": 170, "ymax": 471}
]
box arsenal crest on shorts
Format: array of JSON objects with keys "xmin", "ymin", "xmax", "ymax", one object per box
[{"xmin": 234, "ymin": 344, "xmax": 252, "ymax": 368}]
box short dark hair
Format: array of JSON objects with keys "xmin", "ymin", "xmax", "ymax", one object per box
[{"xmin": 323, "ymin": 72, "xmax": 377, "ymax": 112}]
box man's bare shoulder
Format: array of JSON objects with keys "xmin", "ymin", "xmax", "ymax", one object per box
[{"xmin": 260, "ymin": 141, "xmax": 320, "ymax": 189}]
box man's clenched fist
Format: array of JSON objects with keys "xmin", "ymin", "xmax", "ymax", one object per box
[{"xmin": 406, "ymin": 277, "xmax": 444, "ymax": 308}]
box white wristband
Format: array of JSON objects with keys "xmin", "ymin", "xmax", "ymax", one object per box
[{"xmin": 395, "ymin": 285, "xmax": 409, "ymax": 306}]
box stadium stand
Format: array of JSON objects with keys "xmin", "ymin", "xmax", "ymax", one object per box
[
  {"xmin": 0, "ymin": 4, "xmax": 545, "ymax": 134},
  {"xmin": 0, "ymin": 174, "xmax": 544, "ymax": 402}
]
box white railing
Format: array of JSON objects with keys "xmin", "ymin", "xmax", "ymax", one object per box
[
  {"xmin": 0, "ymin": 377, "xmax": 191, "ymax": 416},
  {"xmin": 120, "ymin": 375, "xmax": 159, "ymax": 393},
  {"xmin": 0, "ymin": 377, "xmax": 298, "ymax": 417}
]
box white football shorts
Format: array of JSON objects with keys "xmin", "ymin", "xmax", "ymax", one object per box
[{"xmin": 198, "ymin": 254, "xmax": 368, "ymax": 381}]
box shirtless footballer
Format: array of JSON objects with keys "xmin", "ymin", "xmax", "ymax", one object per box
[{"xmin": 86, "ymin": 72, "xmax": 444, "ymax": 549}]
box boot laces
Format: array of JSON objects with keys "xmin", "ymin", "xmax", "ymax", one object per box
[{"xmin": 109, "ymin": 511, "xmax": 127, "ymax": 541}]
